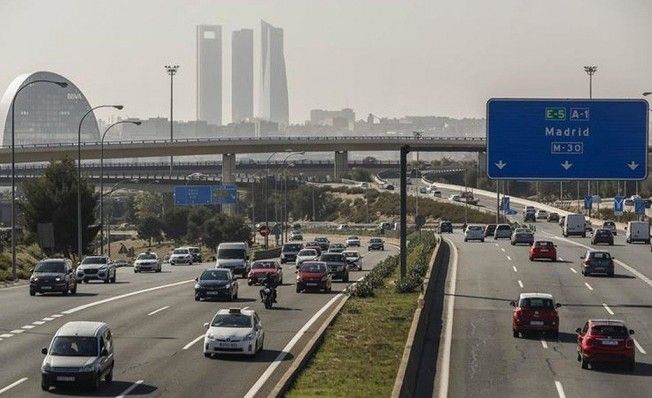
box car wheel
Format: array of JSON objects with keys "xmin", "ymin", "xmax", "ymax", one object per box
[
  {"xmin": 551, "ymin": 331, "xmax": 559, "ymax": 340},
  {"xmin": 296, "ymin": 286, "xmax": 301, "ymax": 293},
  {"xmin": 84, "ymin": 278, "xmax": 89, "ymax": 283},
  {"xmin": 29, "ymin": 289, "xmax": 36, "ymax": 296},
  {"xmin": 234, "ymin": 290, "xmax": 238, "ymax": 300},
  {"xmin": 62, "ymin": 285, "xmax": 69, "ymax": 296},
  {"xmin": 156, "ymin": 267, "xmax": 161, "ymax": 272},
  {"xmin": 529, "ymin": 257, "xmax": 533, "ymax": 261},
  {"xmin": 194, "ymin": 294, "xmax": 201, "ymax": 302},
  {"xmin": 41, "ymin": 378, "xmax": 48, "ymax": 391},
  {"xmin": 608, "ymin": 271, "xmax": 614, "ymax": 277},
  {"xmin": 204, "ymin": 352, "xmax": 211, "ymax": 358},
  {"xmin": 104, "ymin": 278, "xmax": 109, "ymax": 284},
  {"xmin": 464, "ymin": 239, "xmax": 467, "ymax": 242},
  {"xmin": 134, "ymin": 269, "xmax": 138, "ymax": 273},
  {"xmin": 343, "ymin": 274, "xmax": 349, "ymax": 283},
  {"xmin": 70, "ymin": 284, "xmax": 77, "ymax": 294},
  {"xmin": 513, "ymin": 329, "xmax": 519, "ymax": 338},
  {"xmin": 110, "ymin": 276, "xmax": 116, "ymax": 283},
  {"xmin": 581, "ymin": 357, "xmax": 589, "ymax": 369},
  {"xmin": 92, "ymin": 373, "xmax": 101, "ymax": 391},
  {"xmin": 105, "ymin": 365, "xmax": 113, "ymax": 382},
  {"xmin": 627, "ymin": 360, "xmax": 636, "ymax": 371},
  {"xmin": 481, "ymin": 239, "xmax": 485, "ymax": 242},
  {"xmin": 577, "ymin": 350, "xmax": 581, "ymax": 362}
]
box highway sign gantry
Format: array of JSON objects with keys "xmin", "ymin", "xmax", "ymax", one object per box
[{"xmin": 487, "ymin": 99, "xmax": 649, "ymax": 180}]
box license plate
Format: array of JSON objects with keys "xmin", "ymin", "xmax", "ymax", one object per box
[
  {"xmin": 56, "ymin": 376, "xmax": 75, "ymax": 382},
  {"xmin": 540, "ymin": 249, "xmax": 548, "ymax": 252},
  {"xmin": 41, "ymin": 286, "xmax": 52, "ymax": 290},
  {"xmin": 206, "ymin": 291, "xmax": 220, "ymax": 296},
  {"xmin": 306, "ymin": 283, "xmax": 318, "ymax": 286},
  {"xmin": 530, "ymin": 321, "xmax": 544, "ymax": 326},
  {"xmin": 218, "ymin": 343, "xmax": 238, "ymax": 348},
  {"xmin": 602, "ymin": 340, "xmax": 618, "ymax": 346}
]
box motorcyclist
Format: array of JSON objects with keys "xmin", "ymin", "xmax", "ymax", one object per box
[{"xmin": 259, "ymin": 273, "xmax": 278, "ymax": 304}]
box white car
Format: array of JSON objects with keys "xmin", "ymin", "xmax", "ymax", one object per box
[
  {"xmin": 169, "ymin": 248, "xmax": 193, "ymax": 265},
  {"xmin": 448, "ymin": 194, "xmax": 461, "ymax": 202},
  {"xmin": 346, "ymin": 236, "xmax": 361, "ymax": 247},
  {"xmin": 296, "ymin": 249, "xmax": 319, "ymax": 266},
  {"xmin": 535, "ymin": 210, "xmax": 548, "ymax": 220},
  {"xmin": 133, "ymin": 252, "xmax": 161, "ymax": 273},
  {"xmin": 203, "ymin": 308, "xmax": 264, "ymax": 357},
  {"xmin": 464, "ymin": 225, "xmax": 485, "ymax": 242}
]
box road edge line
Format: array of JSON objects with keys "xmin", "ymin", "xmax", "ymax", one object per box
[
  {"xmin": 0, "ymin": 377, "xmax": 28, "ymax": 394},
  {"xmin": 434, "ymin": 237, "xmax": 458, "ymax": 398}
]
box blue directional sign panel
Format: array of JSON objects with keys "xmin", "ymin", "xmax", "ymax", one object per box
[
  {"xmin": 613, "ymin": 195, "xmax": 624, "ymax": 216},
  {"xmin": 212, "ymin": 184, "xmax": 238, "ymax": 204},
  {"xmin": 500, "ymin": 196, "xmax": 510, "ymax": 211},
  {"xmin": 175, "ymin": 186, "xmax": 212, "ymax": 206},
  {"xmin": 487, "ymin": 99, "xmax": 649, "ymax": 180},
  {"xmin": 583, "ymin": 196, "xmax": 593, "ymax": 210},
  {"xmin": 635, "ymin": 199, "xmax": 646, "ymax": 215}
]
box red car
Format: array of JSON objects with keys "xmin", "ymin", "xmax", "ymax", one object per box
[
  {"xmin": 511, "ymin": 293, "xmax": 561, "ymax": 338},
  {"xmin": 528, "ymin": 241, "xmax": 557, "ymax": 262},
  {"xmin": 247, "ymin": 260, "xmax": 283, "ymax": 286},
  {"xmin": 296, "ymin": 261, "xmax": 332, "ymax": 293},
  {"xmin": 576, "ymin": 319, "xmax": 636, "ymax": 370}
]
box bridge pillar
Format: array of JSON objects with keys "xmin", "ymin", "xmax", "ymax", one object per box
[
  {"xmin": 334, "ymin": 150, "xmax": 348, "ymax": 181},
  {"xmin": 478, "ymin": 151, "xmax": 487, "ymax": 176},
  {"xmin": 222, "ymin": 153, "xmax": 236, "ymax": 215}
]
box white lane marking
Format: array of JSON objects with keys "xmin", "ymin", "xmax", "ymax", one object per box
[
  {"xmin": 569, "ymin": 267, "xmax": 577, "ymax": 274},
  {"xmin": 62, "ymin": 279, "xmax": 193, "ymax": 315},
  {"xmin": 494, "ymin": 243, "xmax": 499, "ymax": 247},
  {"xmin": 584, "ymin": 282, "xmax": 593, "ymax": 291},
  {"xmin": 42, "ymin": 317, "xmax": 54, "ymax": 321},
  {"xmin": 555, "ymin": 381, "xmax": 566, "ymax": 398},
  {"xmin": 541, "ymin": 338, "xmax": 548, "ymax": 349},
  {"xmin": 147, "ymin": 306, "xmax": 170, "ymax": 316},
  {"xmin": 0, "ymin": 334, "xmax": 13, "ymax": 338},
  {"xmin": 241, "ymin": 306, "xmax": 249, "ymax": 310},
  {"xmin": 559, "ymin": 257, "xmax": 564, "ymax": 262},
  {"xmin": 632, "ymin": 338, "xmax": 647, "ymax": 354},
  {"xmin": 0, "ymin": 377, "xmax": 28, "ymax": 394},
  {"xmin": 435, "ymin": 238, "xmax": 458, "ymax": 398},
  {"xmin": 32, "ymin": 321, "xmax": 45, "ymax": 325},
  {"xmin": 518, "ymin": 280, "xmax": 524, "ymax": 288},
  {"xmin": 506, "ymin": 256, "xmax": 512, "ymax": 261},
  {"xmin": 182, "ymin": 334, "xmax": 205, "ymax": 350},
  {"xmin": 512, "ymin": 266, "xmax": 518, "ymax": 272},
  {"xmin": 501, "ymin": 248, "xmax": 506, "ymax": 252},
  {"xmin": 602, "ymin": 303, "xmax": 614, "ymax": 315},
  {"xmin": 115, "ymin": 379, "xmax": 144, "ymax": 398},
  {"xmin": 9, "ymin": 330, "xmax": 24, "ymax": 334},
  {"xmin": 21, "ymin": 325, "xmax": 35, "ymax": 330},
  {"xmin": 50, "ymin": 314, "xmax": 63, "ymax": 318}
]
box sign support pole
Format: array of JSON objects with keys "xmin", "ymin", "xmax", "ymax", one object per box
[{"xmin": 400, "ymin": 145, "xmax": 408, "ymax": 280}]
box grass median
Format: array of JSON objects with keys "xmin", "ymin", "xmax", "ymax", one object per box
[{"xmin": 286, "ymin": 234, "xmax": 437, "ymax": 398}]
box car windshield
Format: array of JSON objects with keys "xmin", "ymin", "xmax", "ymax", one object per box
[
  {"xmin": 217, "ymin": 249, "xmax": 245, "ymax": 259},
  {"xmin": 200, "ymin": 270, "xmax": 230, "ymax": 280},
  {"xmin": 468, "ymin": 226, "xmax": 482, "ymax": 231},
  {"xmin": 211, "ymin": 313, "xmax": 252, "ymax": 328},
  {"xmin": 300, "ymin": 263, "xmax": 326, "ymax": 273},
  {"xmin": 50, "ymin": 336, "xmax": 98, "ymax": 357},
  {"xmin": 137, "ymin": 253, "xmax": 157, "ymax": 260},
  {"xmin": 370, "ymin": 239, "xmax": 382, "ymax": 243},
  {"xmin": 604, "ymin": 222, "xmax": 615, "ymax": 227},
  {"xmin": 35, "ymin": 261, "xmax": 66, "ymax": 273},
  {"xmin": 315, "ymin": 238, "xmax": 327, "ymax": 242},
  {"xmin": 252, "ymin": 261, "xmax": 276, "ymax": 269},
  {"xmin": 590, "ymin": 252, "xmax": 611, "ymax": 259},
  {"xmin": 81, "ymin": 257, "xmax": 107, "ymax": 265},
  {"xmin": 298, "ymin": 250, "xmax": 317, "ymax": 256},
  {"xmin": 321, "ymin": 254, "xmax": 344, "ymax": 262},
  {"xmin": 173, "ymin": 249, "xmax": 188, "ymax": 255},
  {"xmin": 519, "ymin": 298, "xmax": 554, "ymax": 309},
  {"xmin": 283, "ymin": 244, "xmax": 302, "ymax": 252},
  {"xmin": 343, "ymin": 252, "xmax": 358, "ymax": 258},
  {"xmin": 515, "ymin": 229, "xmax": 530, "ymax": 234},
  {"xmin": 596, "ymin": 229, "xmax": 611, "ymax": 236},
  {"xmin": 591, "ymin": 325, "xmax": 629, "ymax": 337},
  {"xmin": 188, "ymin": 248, "xmax": 200, "ymax": 253},
  {"xmin": 497, "ymin": 225, "xmax": 510, "ymax": 230},
  {"xmin": 535, "ymin": 241, "xmax": 554, "ymax": 247},
  {"xmin": 347, "ymin": 236, "xmax": 358, "ymax": 240}
]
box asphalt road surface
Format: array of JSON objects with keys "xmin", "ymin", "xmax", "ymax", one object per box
[{"xmin": 0, "ymin": 244, "xmax": 395, "ymax": 398}]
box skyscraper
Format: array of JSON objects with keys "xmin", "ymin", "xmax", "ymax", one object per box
[
  {"xmin": 232, "ymin": 28, "xmax": 254, "ymax": 123},
  {"xmin": 260, "ymin": 20, "xmax": 289, "ymax": 125},
  {"xmin": 196, "ymin": 25, "xmax": 222, "ymax": 125}
]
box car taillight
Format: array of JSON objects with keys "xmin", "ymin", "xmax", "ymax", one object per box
[
  {"xmin": 584, "ymin": 260, "xmax": 591, "ymax": 267},
  {"xmin": 585, "ymin": 338, "xmax": 597, "ymax": 347}
]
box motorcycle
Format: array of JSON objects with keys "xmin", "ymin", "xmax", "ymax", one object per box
[{"xmin": 261, "ymin": 287, "xmax": 274, "ymax": 309}]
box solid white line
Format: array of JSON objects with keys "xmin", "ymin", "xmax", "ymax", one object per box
[
  {"xmin": 0, "ymin": 334, "xmax": 13, "ymax": 338},
  {"xmin": 32, "ymin": 321, "xmax": 45, "ymax": 325},
  {"xmin": 115, "ymin": 379, "xmax": 144, "ymax": 398},
  {"xmin": 602, "ymin": 303, "xmax": 614, "ymax": 315},
  {"xmin": 147, "ymin": 306, "xmax": 170, "ymax": 316},
  {"xmin": 554, "ymin": 381, "xmax": 566, "ymax": 398},
  {"xmin": 632, "ymin": 338, "xmax": 647, "ymax": 354},
  {"xmin": 244, "ymin": 287, "xmax": 350, "ymax": 398},
  {"xmin": 506, "ymin": 256, "xmax": 512, "ymax": 261},
  {"xmin": 42, "ymin": 317, "xmax": 54, "ymax": 321},
  {"xmin": 9, "ymin": 330, "xmax": 24, "ymax": 334},
  {"xmin": 541, "ymin": 338, "xmax": 548, "ymax": 349},
  {"xmin": 62, "ymin": 279, "xmax": 193, "ymax": 315},
  {"xmin": 21, "ymin": 325, "xmax": 35, "ymax": 330},
  {"xmin": 518, "ymin": 280, "xmax": 524, "ymax": 288},
  {"xmin": 435, "ymin": 238, "xmax": 458, "ymax": 398},
  {"xmin": 569, "ymin": 267, "xmax": 577, "ymax": 274},
  {"xmin": 512, "ymin": 266, "xmax": 518, "ymax": 272},
  {"xmin": 0, "ymin": 377, "xmax": 28, "ymax": 394},
  {"xmin": 182, "ymin": 334, "xmax": 205, "ymax": 350},
  {"xmin": 584, "ymin": 282, "xmax": 593, "ymax": 291}
]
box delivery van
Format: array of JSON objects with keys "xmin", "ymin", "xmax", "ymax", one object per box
[
  {"xmin": 626, "ymin": 221, "xmax": 650, "ymax": 244},
  {"xmin": 563, "ymin": 213, "xmax": 586, "ymax": 237}
]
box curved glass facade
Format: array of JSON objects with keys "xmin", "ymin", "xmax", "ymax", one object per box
[{"xmin": 0, "ymin": 71, "xmax": 100, "ymax": 146}]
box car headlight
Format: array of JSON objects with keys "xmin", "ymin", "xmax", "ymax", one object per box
[
  {"xmin": 296, "ymin": 276, "xmax": 303, "ymax": 282},
  {"xmin": 81, "ymin": 363, "xmax": 96, "ymax": 372},
  {"xmin": 31, "ymin": 276, "xmax": 38, "ymax": 282},
  {"xmin": 41, "ymin": 362, "xmax": 51, "ymax": 371},
  {"xmin": 244, "ymin": 332, "xmax": 256, "ymax": 341},
  {"xmin": 224, "ymin": 283, "xmax": 231, "ymax": 288},
  {"xmin": 55, "ymin": 277, "xmax": 61, "ymax": 282},
  {"xmin": 206, "ymin": 333, "xmax": 216, "ymax": 340},
  {"xmin": 99, "ymin": 266, "xmax": 108, "ymax": 271}
]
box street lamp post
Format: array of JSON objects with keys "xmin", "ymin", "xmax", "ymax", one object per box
[
  {"xmin": 279, "ymin": 152, "xmax": 305, "ymax": 243},
  {"xmin": 9, "ymin": 79, "xmax": 68, "ymax": 281},
  {"xmin": 165, "ymin": 65, "xmax": 179, "ymax": 178},
  {"xmin": 78, "ymin": 104, "xmax": 123, "ymax": 262},
  {"xmin": 583, "ymin": 65, "xmax": 598, "ymax": 217},
  {"xmin": 264, "ymin": 152, "xmax": 278, "ymax": 249},
  {"xmin": 100, "ymin": 120, "xmax": 140, "ymax": 255}
]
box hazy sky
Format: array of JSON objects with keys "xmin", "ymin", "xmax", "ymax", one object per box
[{"xmin": 1, "ymin": 0, "xmax": 650, "ymax": 124}]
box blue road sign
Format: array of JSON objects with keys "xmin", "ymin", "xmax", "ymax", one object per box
[
  {"xmin": 635, "ymin": 199, "xmax": 646, "ymax": 215},
  {"xmin": 584, "ymin": 196, "xmax": 593, "ymax": 210},
  {"xmin": 211, "ymin": 184, "xmax": 238, "ymax": 204},
  {"xmin": 487, "ymin": 99, "xmax": 649, "ymax": 180},
  {"xmin": 500, "ymin": 196, "xmax": 510, "ymax": 211},
  {"xmin": 175, "ymin": 186, "xmax": 212, "ymax": 206},
  {"xmin": 614, "ymin": 195, "xmax": 625, "ymax": 216}
]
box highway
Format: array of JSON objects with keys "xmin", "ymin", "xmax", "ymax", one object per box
[{"xmin": 0, "ymin": 244, "xmax": 395, "ymax": 397}]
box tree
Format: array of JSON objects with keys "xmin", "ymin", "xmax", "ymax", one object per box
[
  {"xmin": 20, "ymin": 158, "xmax": 98, "ymax": 259},
  {"xmin": 134, "ymin": 192, "xmax": 162, "ymax": 219},
  {"xmin": 137, "ymin": 216, "xmax": 163, "ymax": 247},
  {"xmin": 200, "ymin": 214, "xmax": 252, "ymax": 251},
  {"xmin": 162, "ymin": 208, "xmax": 188, "ymax": 242}
]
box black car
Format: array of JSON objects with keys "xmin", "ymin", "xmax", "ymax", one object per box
[
  {"xmin": 484, "ymin": 224, "xmax": 497, "ymax": 238},
  {"xmin": 591, "ymin": 228, "xmax": 614, "ymax": 246},
  {"xmin": 314, "ymin": 237, "xmax": 331, "ymax": 251},
  {"xmin": 280, "ymin": 243, "xmax": 303, "ymax": 264},
  {"xmin": 194, "ymin": 268, "xmax": 238, "ymax": 301},
  {"xmin": 547, "ymin": 212, "xmax": 560, "ymax": 222},
  {"xmin": 319, "ymin": 253, "xmax": 349, "ymax": 282},
  {"xmin": 30, "ymin": 259, "xmax": 77, "ymax": 296},
  {"xmin": 439, "ymin": 221, "xmax": 453, "ymax": 233},
  {"xmin": 367, "ymin": 238, "xmax": 385, "ymax": 251}
]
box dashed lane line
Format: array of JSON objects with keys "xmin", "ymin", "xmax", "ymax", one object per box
[
  {"xmin": 9, "ymin": 330, "xmax": 24, "ymax": 334},
  {"xmin": 116, "ymin": 380, "xmax": 144, "ymax": 398},
  {"xmin": 506, "ymin": 256, "xmax": 512, "ymax": 261},
  {"xmin": 569, "ymin": 267, "xmax": 577, "ymax": 274},
  {"xmin": 42, "ymin": 317, "xmax": 54, "ymax": 321},
  {"xmin": 602, "ymin": 303, "xmax": 614, "ymax": 315},
  {"xmin": 0, "ymin": 377, "xmax": 28, "ymax": 394},
  {"xmin": 182, "ymin": 334, "xmax": 205, "ymax": 350},
  {"xmin": 512, "ymin": 266, "xmax": 518, "ymax": 273},
  {"xmin": 632, "ymin": 338, "xmax": 647, "ymax": 355},
  {"xmin": 50, "ymin": 314, "xmax": 63, "ymax": 318},
  {"xmin": 541, "ymin": 338, "xmax": 548, "ymax": 349},
  {"xmin": 501, "ymin": 248, "xmax": 506, "ymax": 252},
  {"xmin": 147, "ymin": 306, "xmax": 170, "ymax": 316},
  {"xmin": 554, "ymin": 381, "xmax": 566, "ymax": 398},
  {"xmin": 32, "ymin": 321, "xmax": 45, "ymax": 325},
  {"xmin": 21, "ymin": 325, "xmax": 35, "ymax": 330},
  {"xmin": 584, "ymin": 282, "xmax": 593, "ymax": 291},
  {"xmin": 0, "ymin": 334, "xmax": 13, "ymax": 338},
  {"xmin": 518, "ymin": 280, "xmax": 524, "ymax": 289}
]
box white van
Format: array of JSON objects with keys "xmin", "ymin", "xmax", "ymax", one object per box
[
  {"xmin": 563, "ymin": 213, "xmax": 586, "ymax": 237},
  {"xmin": 626, "ymin": 221, "xmax": 650, "ymax": 244},
  {"xmin": 215, "ymin": 242, "xmax": 250, "ymax": 277}
]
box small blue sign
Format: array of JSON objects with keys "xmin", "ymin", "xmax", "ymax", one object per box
[
  {"xmin": 635, "ymin": 199, "xmax": 646, "ymax": 215},
  {"xmin": 175, "ymin": 186, "xmax": 212, "ymax": 206},
  {"xmin": 212, "ymin": 184, "xmax": 238, "ymax": 204},
  {"xmin": 613, "ymin": 195, "xmax": 625, "ymax": 216},
  {"xmin": 500, "ymin": 196, "xmax": 510, "ymax": 211},
  {"xmin": 487, "ymin": 99, "xmax": 649, "ymax": 180},
  {"xmin": 584, "ymin": 195, "xmax": 593, "ymax": 210}
]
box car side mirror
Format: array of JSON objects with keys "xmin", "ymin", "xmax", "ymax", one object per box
[
  {"xmin": 509, "ymin": 301, "xmax": 515, "ymax": 307},
  {"xmin": 556, "ymin": 303, "xmax": 562, "ymax": 308},
  {"xmin": 629, "ymin": 329, "xmax": 635, "ymax": 335},
  {"xmin": 101, "ymin": 348, "xmax": 109, "ymax": 357},
  {"xmin": 575, "ymin": 328, "xmax": 582, "ymax": 334},
  {"xmin": 203, "ymin": 322, "xmax": 210, "ymax": 329},
  {"xmin": 41, "ymin": 347, "xmax": 48, "ymax": 355}
]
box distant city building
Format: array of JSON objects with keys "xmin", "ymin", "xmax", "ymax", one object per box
[
  {"xmin": 232, "ymin": 28, "xmax": 254, "ymax": 123},
  {"xmin": 0, "ymin": 71, "xmax": 100, "ymax": 145},
  {"xmin": 310, "ymin": 108, "xmax": 355, "ymax": 130},
  {"xmin": 260, "ymin": 20, "xmax": 289, "ymax": 125},
  {"xmin": 196, "ymin": 25, "xmax": 223, "ymax": 125}
]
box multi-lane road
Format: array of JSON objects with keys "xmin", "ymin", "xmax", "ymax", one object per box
[{"xmin": 0, "ymin": 245, "xmax": 395, "ymax": 397}]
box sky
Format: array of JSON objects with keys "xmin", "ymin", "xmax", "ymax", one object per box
[{"xmin": 0, "ymin": 0, "xmax": 650, "ymax": 124}]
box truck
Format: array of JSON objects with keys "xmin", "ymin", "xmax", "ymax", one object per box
[{"xmin": 626, "ymin": 221, "xmax": 650, "ymax": 244}]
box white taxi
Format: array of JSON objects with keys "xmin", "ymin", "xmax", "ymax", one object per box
[{"xmin": 203, "ymin": 308, "xmax": 264, "ymax": 357}]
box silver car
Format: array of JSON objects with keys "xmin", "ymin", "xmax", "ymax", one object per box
[
  {"xmin": 511, "ymin": 228, "xmax": 534, "ymax": 245},
  {"xmin": 76, "ymin": 256, "xmax": 116, "ymax": 284},
  {"xmin": 494, "ymin": 224, "xmax": 513, "ymax": 240}
]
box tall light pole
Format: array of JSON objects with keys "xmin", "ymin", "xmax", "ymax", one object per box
[
  {"xmin": 264, "ymin": 152, "xmax": 278, "ymax": 249},
  {"xmin": 10, "ymin": 79, "xmax": 68, "ymax": 281},
  {"xmin": 78, "ymin": 104, "xmax": 123, "ymax": 261},
  {"xmin": 100, "ymin": 120, "xmax": 140, "ymax": 255},
  {"xmin": 583, "ymin": 65, "xmax": 597, "ymax": 216},
  {"xmin": 279, "ymin": 152, "xmax": 305, "ymax": 243},
  {"xmin": 165, "ymin": 65, "xmax": 179, "ymax": 178}
]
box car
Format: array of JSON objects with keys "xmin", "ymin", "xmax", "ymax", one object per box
[
  {"xmin": 368, "ymin": 237, "xmax": 385, "ymax": 251},
  {"xmin": 280, "ymin": 242, "xmax": 303, "ymax": 264},
  {"xmin": 432, "ymin": 190, "xmax": 442, "ymax": 198},
  {"xmin": 580, "ymin": 250, "xmax": 615, "ymax": 277},
  {"xmin": 296, "ymin": 248, "xmax": 320, "ymax": 266},
  {"xmin": 383, "ymin": 183, "xmax": 395, "ymax": 190},
  {"xmin": 41, "ymin": 321, "xmax": 114, "ymax": 391},
  {"xmin": 523, "ymin": 209, "xmax": 536, "ymax": 222},
  {"xmin": 448, "ymin": 194, "xmax": 461, "ymax": 202},
  {"xmin": 576, "ymin": 319, "xmax": 636, "ymax": 370},
  {"xmin": 438, "ymin": 221, "xmax": 453, "ymax": 233},
  {"xmin": 346, "ymin": 236, "xmax": 361, "ymax": 247},
  {"xmin": 248, "ymin": 260, "xmax": 283, "ymax": 285},
  {"xmin": 585, "ymin": 219, "xmax": 593, "ymax": 235},
  {"xmin": 289, "ymin": 234, "xmax": 303, "ymax": 241},
  {"xmin": 535, "ymin": 210, "xmax": 548, "ymax": 220},
  {"xmin": 133, "ymin": 251, "xmax": 161, "ymax": 273},
  {"xmin": 419, "ymin": 186, "xmax": 427, "ymax": 194},
  {"xmin": 216, "ymin": 242, "xmax": 251, "ymax": 277},
  {"xmin": 337, "ymin": 224, "xmax": 350, "ymax": 230},
  {"xmin": 511, "ymin": 293, "xmax": 561, "ymax": 339},
  {"xmin": 328, "ymin": 243, "xmax": 346, "ymax": 253},
  {"xmin": 528, "ymin": 241, "xmax": 557, "ymax": 261},
  {"xmin": 379, "ymin": 222, "xmax": 392, "ymax": 231},
  {"xmin": 296, "ymin": 261, "xmax": 332, "ymax": 293},
  {"xmin": 547, "ymin": 212, "xmax": 560, "ymax": 222},
  {"xmin": 464, "ymin": 225, "xmax": 485, "ymax": 242},
  {"xmin": 320, "ymin": 252, "xmax": 349, "ymax": 282},
  {"xmin": 203, "ymin": 308, "xmax": 264, "ymax": 357},
  {"xmin": 314, "ymin": 237, "xmax": 331, "ymax": 251},
  {"xmin": 602, "ymin": 221, "xmax": 617, "ymax": 236},
  {"xmin": 187, "ymin": 246, "xmax": 203, "ymax": 263},
  {"xmin": 564, "ymin": 213, "xmax": 587, "ymax": 237},
  {"xmin": 170, "ymin": 247, "xmax": 194, "ymax": 265},
  {"xmin": 112, "ymin": 259, "xmax": 129, "ymax": 268},
  {"xmin": 484, "ymin": 224, "xmax": 497, "ymax": 238},
  {"xmin": 591, "ymin": 228, "xmax": 614, "ymax": 245},
  {"xmin": 494, "ymin": 224, "xmax": 512, "ymax": 240},
  {"xmin": 343, "ymin": 250, "xmax": 363, "ymax": 271},
  {"xmin": 76, "ymin": 256, "xmax": 116, "ymax": 284},
  {"xmin": 303, "ymin": 242, "xmax": 322, "ymax": 255},
  {"xmin": 30, "ymin": 258, "xmax": 77, "ymax": 296},
  {"xmin": 194, "ymin": 268, "xmax": 238, "ymax": 301},
  {"xmin": 626, "ymin": 221, "xmax": 650, "ymax": 244},
  {"xmin": 511, "ymin": 228, "xmax": 534, "ymax": 245}
]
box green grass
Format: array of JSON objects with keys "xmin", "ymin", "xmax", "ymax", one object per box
[{"xmin": 0, "ymin": 244, "xmax": 46, "ymax": 281}]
